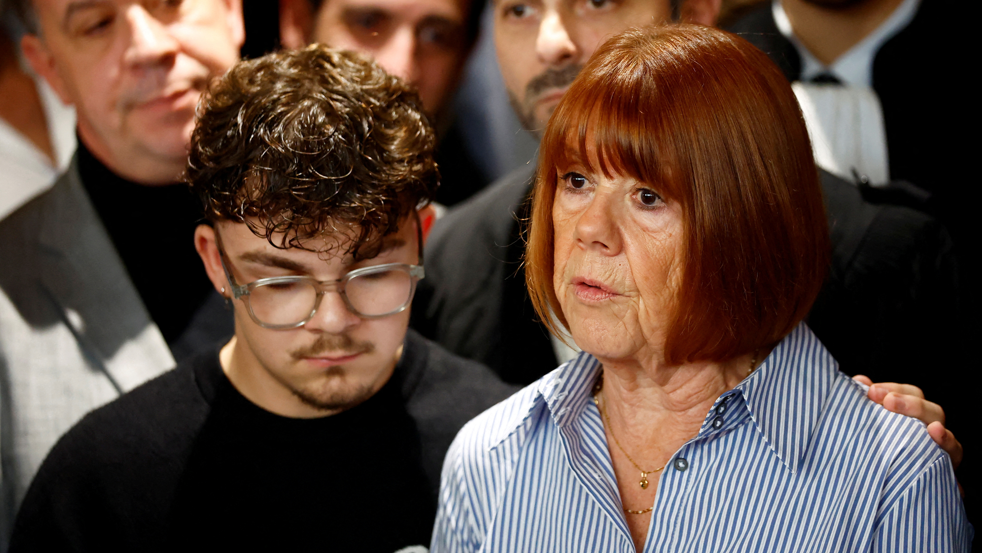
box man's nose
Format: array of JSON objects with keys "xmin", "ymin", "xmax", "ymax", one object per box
[
  {"xmin": 303, "ymin": 292, "xmax": 362, "ymax": 334},
  {"xmin": 536, "ymin": 10, "xmax": 577, "ymax": 66},
  {"xmin": 374, "ymin": 27, "xmax": 420, "ymax": 85},
  {"xmin": 123, "ymin": 5, "xmax": 179, "ymax": 68}
]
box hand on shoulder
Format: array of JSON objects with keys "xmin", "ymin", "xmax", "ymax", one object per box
[{"xmin": 853, "ymin": 375, "xmax": 963, "ymax": 472}]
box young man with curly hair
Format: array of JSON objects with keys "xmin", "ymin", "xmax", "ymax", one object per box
[{"xmin": 8, "ymin": 44, "xmax": 514, "ymax": 552}]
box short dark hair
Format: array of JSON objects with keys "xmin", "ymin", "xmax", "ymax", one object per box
[
  {"xmin": 527, "ymin": 24, "xmax": 829, "ymax": 365},
  {"xmin": 187, "ymin": 44, "xmax": 438, "ymax": 259}
]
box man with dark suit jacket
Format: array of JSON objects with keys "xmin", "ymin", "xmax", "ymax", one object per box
[
  {"xmin": 726, "ymin": 0, "xmax": 971, "ymax": 215},
  {"xmin": 725, "ymin": 0, "xmax": 978, "ymax": 341}
]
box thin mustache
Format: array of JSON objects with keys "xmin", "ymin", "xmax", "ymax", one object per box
[
  {"xmin": 290, "ymin": 334, "xmax": 375, "ymax": 360},
  {"xmin": 525, "ymin": 65, "xmax": 583, "ymax": 99}
]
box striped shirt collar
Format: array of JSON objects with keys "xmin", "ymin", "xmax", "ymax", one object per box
[{"xmin": 498, "ymin": 323, "xmax": 839, "ymax": 474}]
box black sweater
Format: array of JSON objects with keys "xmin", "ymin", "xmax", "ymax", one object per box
[{"xmin": 9, "ymin": 329, "xmax": 516, "ymax": 552}]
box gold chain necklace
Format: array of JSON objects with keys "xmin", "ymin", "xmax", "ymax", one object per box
[
  {"xmin": 592, "ymin": 350, "xmax": 759, "ymax": 515},
  {"xmin": 593, "ymin": 392, "xmax": 664, "ymax": 491}
]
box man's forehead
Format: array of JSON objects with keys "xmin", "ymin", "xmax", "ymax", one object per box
[
  {"xmin": 35, "ymin": 0, "xmax": 230, "ymax": 30},
  {"xmin": 32, "ymin": 0, "xmax": 89, "ymax": 28},
  {"xmin": 319, "ymin": 0, "xmax": 470, "ymax": 22},
  {"xmin": 220, "ymin": 218, "xmax": 414, "ymax": 261},
  {"xmin": 36, "ymin": 0, "xmax": 137, "ymax": 25},
  {"xmin": 489, "ymin": 0, "xmax": 671, "ymax": 19}
]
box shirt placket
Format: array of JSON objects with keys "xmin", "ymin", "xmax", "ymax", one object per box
[{"xmin": 644, "ymin": 393, "xmax": 748, "ymax": 553}]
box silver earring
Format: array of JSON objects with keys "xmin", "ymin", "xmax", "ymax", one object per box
[{"xmin": 221, "ymin": 287, "xmax": 226, "ymax": 294}]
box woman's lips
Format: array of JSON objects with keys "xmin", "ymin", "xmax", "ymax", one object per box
[{"xmin": 571, "ymin": 277, "xmax": 618, "ymax": 302}]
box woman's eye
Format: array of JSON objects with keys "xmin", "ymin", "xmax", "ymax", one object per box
[
  {"xmin": 637, "ymin": 188, "xmax": 662, "ymax": 207},
  {"xmin": 562, "ymin": 172, "xmax": 589, "ymax": 189}
]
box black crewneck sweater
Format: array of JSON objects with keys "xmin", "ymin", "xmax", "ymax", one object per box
[{"xmin": 10, "ymin": 329, "xmax": 518, "ymax": 552}]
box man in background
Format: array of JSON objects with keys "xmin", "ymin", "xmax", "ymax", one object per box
[
  {"xmin": 279, "ymin": 0, "xmax": 491, "ymax": 206},
  {"xmin": 0, "ymin": 0, "xmax": 243, "ymax": 542},
  {"xmin": 725, "ymin": 0, "xmax": 978, "ymax": 392},
  {"xmin": 727, "ymin": 0, "xmax": 971, "ymax": 227},
  {"xmin": 9, "ymin": 45, "xmax": 513, "ymax": 551}
]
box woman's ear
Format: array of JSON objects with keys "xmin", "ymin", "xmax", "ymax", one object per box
[{"xmin": 194, "ymin": 224, "xmax": 230, "ymax": 297}]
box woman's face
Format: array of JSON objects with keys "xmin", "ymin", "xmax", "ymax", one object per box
[{"xmin": 552, "ymin": 163, "xmax": 684, "ymax": 366}]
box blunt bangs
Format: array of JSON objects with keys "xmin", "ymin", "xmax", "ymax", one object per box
[{"xmin": 545, "ymin": 55, "xmax": 681, "ymax": 205}]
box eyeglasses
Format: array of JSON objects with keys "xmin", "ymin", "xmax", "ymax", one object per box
[{"xmin": 215, "ymin": 233, "xmax": 425, "ymax": 329}]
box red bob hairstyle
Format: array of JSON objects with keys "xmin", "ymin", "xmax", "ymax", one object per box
[{"xmin": 526, "ymin": 24, "xmax": 830, "ymax": 365}]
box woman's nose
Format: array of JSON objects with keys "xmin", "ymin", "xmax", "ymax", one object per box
[{"xmin": 573, "ymin": 193, "xmax": 621, "ymax": 255}]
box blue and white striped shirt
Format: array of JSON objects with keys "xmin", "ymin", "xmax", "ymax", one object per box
[{"xmin": 432, "ymin": 323, "xmax": 972, "ymax": 552}]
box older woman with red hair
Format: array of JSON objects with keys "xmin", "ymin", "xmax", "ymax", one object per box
[{"xmin": 431, "ymin": 24, "xmax": 970, "ymax": 552}]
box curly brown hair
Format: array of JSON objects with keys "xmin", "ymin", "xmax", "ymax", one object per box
[{"xmin": 186, "ymin": 44, "xmax": 438, "ymax": 259}]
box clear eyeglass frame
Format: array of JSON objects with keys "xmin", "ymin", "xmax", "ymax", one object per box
[{"xmin": 214, "ymin": 228, "xmax": 425, "ymax": 330}]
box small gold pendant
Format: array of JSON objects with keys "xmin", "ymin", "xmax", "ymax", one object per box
[{"xmin": 640, "ymin": 472, "xmax": 649, "ymax": 489}]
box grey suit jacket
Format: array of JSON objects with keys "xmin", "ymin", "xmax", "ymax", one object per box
[{"xmin": 0, "ymin": 158, "xmax": 173, "ymax": 546}]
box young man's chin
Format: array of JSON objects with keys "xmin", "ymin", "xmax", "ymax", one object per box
[{"xmin": 291, "ymin": 379, "xmax": 376, "ymax": 413}]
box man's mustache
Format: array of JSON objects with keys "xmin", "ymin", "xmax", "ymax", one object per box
[
  {"xmin": 290, "ymin": 333, "xmax": 375, "ymax": 359},
  {"xmin": 525, "ymin": 65, "xmax": 584, "ymax": 100}
]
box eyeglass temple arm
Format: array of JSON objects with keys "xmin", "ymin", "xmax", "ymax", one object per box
[{"xmin": 213, "ymin": 230, "xmax": 250, "ymax": 299}]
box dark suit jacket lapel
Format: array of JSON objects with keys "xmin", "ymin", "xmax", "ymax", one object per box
[{"xmin": 726, "ymin": 4, "xmax": 801, "ymax": 82}]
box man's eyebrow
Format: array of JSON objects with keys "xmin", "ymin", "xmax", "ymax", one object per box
[
  {"xmin": 238, "ymin": 251, "xmax": 310, "ymax": 273},
  {"xmin": 63, "ymin": 0, "xmax": 108, "ymax": 32}
]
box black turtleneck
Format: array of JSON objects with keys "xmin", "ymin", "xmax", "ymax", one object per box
[{"xmin": 77, "ymin": 140, "xmax": 232, "ymax": 360}]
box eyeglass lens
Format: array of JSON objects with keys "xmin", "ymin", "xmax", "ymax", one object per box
[{"xmin": 248, "ymin": 267, "xmax": 415, "ymax": 325}]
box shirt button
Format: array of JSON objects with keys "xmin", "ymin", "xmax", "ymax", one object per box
[
  {"xmin": 716, "ymin": 403, "xmax": 727, "ymax": 415},
  {"xmin": 674, "ymin": 458, "xmax": 689, "ymax": 472},
  {"xmin": 712, "ymin": 417, "xmax": 724, "ymax": 429}
]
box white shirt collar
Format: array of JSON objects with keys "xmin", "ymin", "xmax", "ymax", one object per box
[{"xmin": 772, "ymin": 0, "xmax": 920, "ymax": 87}]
